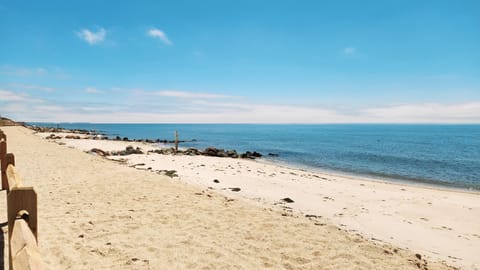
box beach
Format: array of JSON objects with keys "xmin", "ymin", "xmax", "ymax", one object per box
[{"xmin": 1, "ymin": 126, "xmax": 479, "ymax": 269}]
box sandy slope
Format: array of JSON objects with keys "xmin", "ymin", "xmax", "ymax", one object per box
[{"xmin": 0, "ymin": 126, "xmax": 467, "ymax": 269}]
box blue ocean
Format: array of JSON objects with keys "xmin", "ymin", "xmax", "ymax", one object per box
[{"xmin": 30, "ymin": 123, "xmax": 480, "ymax": 190}]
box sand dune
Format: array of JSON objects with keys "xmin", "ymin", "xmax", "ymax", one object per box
[{"xmin": 1, "ymin": 126, "xmax": 472, "ymax": 269}]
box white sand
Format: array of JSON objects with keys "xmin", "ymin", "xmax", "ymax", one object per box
[{"xmin": 2, "ymin": 126, "xmax": 477, "ymax": 269}]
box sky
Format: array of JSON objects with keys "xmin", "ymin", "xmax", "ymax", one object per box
[{"xmin": 1, "ymin": 0, "xmax": 479, "ymax": 123}]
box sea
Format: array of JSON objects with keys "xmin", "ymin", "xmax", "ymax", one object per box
[{"xmin": 30, "ymin": 123, "xmax": 480, "ymax": 191}]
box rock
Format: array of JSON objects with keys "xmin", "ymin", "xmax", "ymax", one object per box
[
  {"xmin": 213, "ymin": 179, "xmax": 220, "ymax": 183},
  {"xmin": 126, "ymin": 146, "xmax": 143, "ymax": 155},
  {"xmin": 203, "ymin": 147, "xmax": 220, "ymax": 156},
  {"xmin": 226, "ymin": 150, "xmax": 238, "ymax": 158},
  {"xmin": 115, "ymin": 136, "xmax": 121, "ymax": 140},
  {"xmin": 111, "ymin": 146, "xmax": 144, "ymax": 156},
  {"xmin": 184, "ymin": 148, "xmax": 201, "ymax": 156},
  {"xmin": 46, "ymin": 134, "xmax": 62, "ymax": 139},
  {"xmin": 240, "ymin": 151, "xmax": 263, "ymax": 159},
  {"xmin": 415, "ymin": 254, "xmax": 422, "ymax": 260},
  {"xmin": 281, "ymin": 197, "xmax": 295, "ymax": 203},
  {"xmin": 251, "ymin": 151, "xmax": 262, "ymax": 158},
  {"xmin": 90, "ymin": 148, "xmax": 109, "ymax": 157},
  {"xmin": 268, "ymin": 153, "xmax": 279, "ymax": 157},
  {"xmin": 217, "ymin": 149, "xmax": 229, "ymax": 158},
  {"xmin": 123, "ymin": 137, "xmax": 129, "ymax": 141},
  {"xmin": 158, "ymin": 170, "xmax": 178, "ymax": 178},
  {"xmin": 229, "ymin": 187, "xmax": 241, "ymax": 192}
]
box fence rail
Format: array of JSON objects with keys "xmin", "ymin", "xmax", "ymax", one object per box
[{"xmin": 0, "ymin": 128, "xmax": 44, "ymax": 270}]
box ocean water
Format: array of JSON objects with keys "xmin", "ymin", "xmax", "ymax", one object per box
[{"xmin": 30, "ymin": 123, "xmax": 480, "ymax": 190}]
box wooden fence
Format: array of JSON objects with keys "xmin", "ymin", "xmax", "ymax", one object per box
[{"xmin": 0, "ymin": 129, "xmax": 44, "ymax": 269}]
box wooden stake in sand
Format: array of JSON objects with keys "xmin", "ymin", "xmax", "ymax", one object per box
[{"xmin": 175, "ymin": 130, "xmax": 179, "ymax": 153}]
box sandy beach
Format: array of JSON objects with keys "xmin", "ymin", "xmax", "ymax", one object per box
[{"xmin": 2, "ymin": 126, "xmax": 479, "ymax": 269}]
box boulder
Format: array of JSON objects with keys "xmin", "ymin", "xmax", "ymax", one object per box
[
  {"xmin": 184, "ymin": 148, "xmax": 201, "ymax": 156},
  {"xmin": 90, "ymin": 148, "xmax": 109, "ymax": 157},
  {"xmin": 240, "ymin": 151, "xmax": 262, "ymax": 159},
  {"xmin": 226, "ymin": 150, "xmax": 238, "ymax": 158},
  {"xmin": 216, "ymin": 149, "xmax": 229, "ymax": 158},
  {"xmin": 203, "ymin": 147, "xmax": 220, "ymax": 157}
]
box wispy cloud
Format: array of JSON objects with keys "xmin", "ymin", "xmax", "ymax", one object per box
[
  {"xmin": 154, "ymin": 90, "xmax": 237, "ymax": 99},
  {"xmin": 11, "ymin": 83, "xmax": 54, "ymax": 92},
  {"xmin": 85, "ymin": 87, "xmax": 104, "ymax": 94},
  {"xmin": 343, "ymin": 47, "xmax": 356, "ymax": 55},
  {"xmin": 363, "ymin": 102, "xmax": 480, "ymax": 123},
  {"xmin": 0, "ymin": 65, "xmax": 47, "ymax": 76},
  {"xmin": 2, "ymin": 86, "xmax": 479, "ymax": 123},
  {"xmin": 147, "ymin": 28, "xmax": 172, "ymax": 45},
  {"xmin": 0, "ymin": 89, "xmax": 28, "ymax": 101},
  {"xmin": 76, "ymin": 28, "xmax": 106, "ymax": 45}
]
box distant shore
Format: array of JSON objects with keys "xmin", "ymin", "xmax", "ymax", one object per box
[{"xmin": 18, "ymin": 125, "xmax": 480, "ymax": 269}]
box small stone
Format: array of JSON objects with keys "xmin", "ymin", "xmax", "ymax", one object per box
[
  {"xmin": 78, "ymin": 234, "xmax": 85, "ymax": 238},
  {"xmin": 281, "ymin": 197, "xmax": 295, "ymax": 203},
  {"xmin": 415, "ymin": 253, "xmax": 422, "ymax": 260},
  {"xmin": 213, "ymin": 179, "xmax": 220, "ymax": 183}
]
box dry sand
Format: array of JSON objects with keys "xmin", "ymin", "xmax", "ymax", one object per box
[{"xmin": 1, "ymin": 126, "xmax": 477, "ymax": 269}]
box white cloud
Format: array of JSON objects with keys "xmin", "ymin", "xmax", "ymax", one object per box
[
  {"xmin": 34, "ymin": 105, "xmax": 66, "ymax": 112},
  {"xmin": 343, "ymin": 47, "xmax": 356, "ymax": 55},
  {"xmin": 85, "ymin": 87, "xmax": 104, "ymax": 94},
  {"xmin": 2, "ymin": 85, "xmax": 479, "ymax": 123},
  {"xmin": 147, "ymin": 28, "xmax": 172, "ymax": 45},
  {"xmin": 154, "ymin": 90, "xmax": 236, "ymax": 99},
  {"xmin": 0, "ymin": 65, "xmax": 48, "ymax": 76},
  {"xmin": 77, "ymin": 28, "xmax": 106, "ymax": 45},
  {"xmin": 11, "ymin": 83, "xmax": 54, "ymax": 92},
  {"xmin": 363, "ymin": 102, "xmax": 480, "ymax": 123},
  {"xmin": 0, "ymin": 89, "xmax": 28, "ymax": 101}
]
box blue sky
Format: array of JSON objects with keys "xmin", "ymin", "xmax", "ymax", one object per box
[{"xmin": 1, "ymin": 0, "xmax": 479, "ymax": 123}]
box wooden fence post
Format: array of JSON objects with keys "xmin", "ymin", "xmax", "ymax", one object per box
[
  {"xmin": 7, "ymin": 187, "xmax": 38, "ymax": 241},
  {"xmin": 1, "ymin": 141, "xmax": 9, "ymax": 190},
  {"xmin": 7, "ymin": 187, "xmax": 38, "ymax": 269},
  {"xmin": 10, "ymin": 219, "xmax": 44, "ymax": 269},
  {"xmin": 2, "ymin": 153, "xmax": 15, "ymax": 192}
]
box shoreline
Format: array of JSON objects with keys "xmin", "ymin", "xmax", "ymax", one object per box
[
  {"xmin": 28, "ymin": 123, "xmax": 480, "ymax": 192},
  {"xmin": 28, "ymin": 127, "xmax": 480, "ymax": 269},
  {"xmin": 259, "ymin": 158, "xmax": 480, "ymax": 195}
]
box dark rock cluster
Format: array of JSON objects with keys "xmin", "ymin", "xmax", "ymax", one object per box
[
  {"xmin": 88, "ymin": 146, "xmax": 144, "ymax": 157},
  {"xmin": 65, "ymin": 135, "xmax": 82, "ymax": 139},
  {"xmin": 112, "ymin": 136, "xmax": 195, "ymax": 144},
  {"xmin": 30, "ymin": 126, "xmax": 97, "ymax": 135},
  {"xmin": 46, "ymin": 134, "xmax": 62, "ymax": 140},
  {"xmin": 148, "ymin": 147, "xmax": 263, "ymax": 159}
]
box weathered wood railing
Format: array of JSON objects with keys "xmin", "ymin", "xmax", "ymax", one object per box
[{"xmin": 0, "ymin": 129, "xmax": 44, "ymax": 269}]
